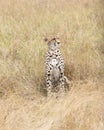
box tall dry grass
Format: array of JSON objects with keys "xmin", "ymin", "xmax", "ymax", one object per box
[
  {"xmin": 0, "ymin": 0, "xmax": 104, "ymax": 130},
  {"xmin": 0, "ymin": 81, "xmax": 103, "ymax": 130}
]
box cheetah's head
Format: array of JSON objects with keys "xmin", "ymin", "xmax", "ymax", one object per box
[{"xmin": 44, "ymin": 37, "xmax": 61, "ymax": 50}]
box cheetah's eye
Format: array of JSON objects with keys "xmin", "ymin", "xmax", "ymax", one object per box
[{"xmin": 57, "ymin": 42, "xmax": 60, "ymax": 44}]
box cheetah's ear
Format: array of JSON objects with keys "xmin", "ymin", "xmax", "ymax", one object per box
[{"xmin": 44, "ymin": 37, "xmax": 48, "ymax": 42}]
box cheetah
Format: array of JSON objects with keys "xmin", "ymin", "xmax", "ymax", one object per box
[{"xmin": 44, "ymin": 37, "xmax": 66, "ymax": 97}]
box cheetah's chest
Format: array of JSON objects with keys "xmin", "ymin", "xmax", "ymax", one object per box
[{"xmin": 49, "ymin": 59, "xmax": 60, "ymax": 83}]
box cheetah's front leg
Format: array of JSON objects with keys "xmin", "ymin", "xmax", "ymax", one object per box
[
  {"xmin": 58, "ymin": 65, "xmax": 65, "ymax": 96},
  {"xmin": 46, "ymin": 78, "xmax": 53, "ymax": 97},
  {"xmin": 46, "ymin": 65, "xmax": 53, "ymax": 97}
]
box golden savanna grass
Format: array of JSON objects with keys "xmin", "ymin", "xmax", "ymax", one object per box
[{"xmin": 0, "ymin": 0, "xmax": 104, "ymax": 130}]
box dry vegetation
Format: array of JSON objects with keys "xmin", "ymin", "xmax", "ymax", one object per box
[{"xmin": 0, "ymin": 0, "xmax": 104, "ymax": 130}]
